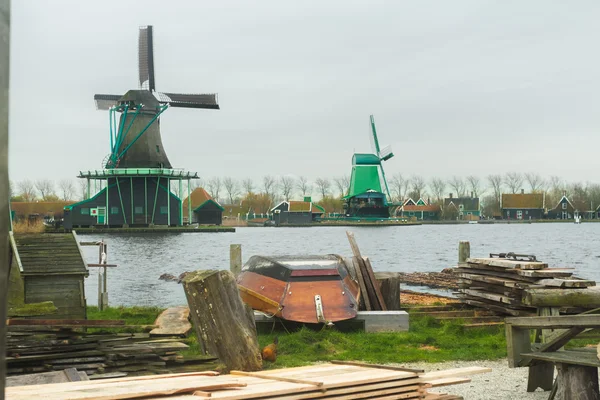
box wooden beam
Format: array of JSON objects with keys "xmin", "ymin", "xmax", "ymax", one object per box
[
  {"xmin": 331, "ymin": 360, "xmax": 424, "ymax": 373},
  {"xmin": 523, "ymin": 288, "xmax": 600, "ymax": 308},
  {"xmin": 0, "ymin": 2, "xmax": 9, "ymax": 398},
  {"xmin": 506, "ymin": 314, "xmax": 600, "ymax": 329},
  {"xmin": 229, "ymin": 370, "xmax": 323, "ymax": 386}
]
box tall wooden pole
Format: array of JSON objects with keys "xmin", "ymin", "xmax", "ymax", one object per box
[
  {"xmin": 230, "ymin": 244, "xmax": 242, "ymax": 277},
  {"xmin": 458, "ymin": 241, "xmax": 470, "ymax": 264},
  {"xmin": 0, "ymin": 1, "xmax": 10, "ymax": 398}
]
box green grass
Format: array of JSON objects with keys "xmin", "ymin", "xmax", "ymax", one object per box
[
  {"xmin": 258, "ymin": 316, "xmax": 507, "ymax": 369},
  {"xmin": 87, "ymin": 307, "xmax": 508, "ymax": 369}
]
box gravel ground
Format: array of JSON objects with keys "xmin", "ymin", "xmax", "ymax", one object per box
[{"xmin": 397, "ymin": 359, "xmax": 550, "ymax": 400}]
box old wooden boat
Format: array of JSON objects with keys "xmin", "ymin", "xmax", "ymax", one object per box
[{"xmin": 236, "ymin": 255, "xmax": 360, "ymax": 324}]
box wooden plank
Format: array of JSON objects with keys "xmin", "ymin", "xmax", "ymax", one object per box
[
  {"xmin": 357, "ymin": 257, "xmax": 381, "ymax": 311},
  {"xmin": 352, "ymin": 256, "xmax": 371, "ymax": 311},
  {"xmin": 330, "ymin": 360, "xmax": 424, "ymax": 373},
  {"xmin": 461, "ymin": 289, "xmax": 522, "ymax": 306},
  {"xmin": 537, "ymin": 279, "xmax": 595, "ymax": 288},
  {"xmin": 72, "ymin": 383, "xmax": 248, "ymax": 400},
  {"xmin": 506, "ymin": 314, "xmax": 600, "ymax": 329},
  {"xmin": 419, "ymin": 366, "xmax": 492, "ymax": 380},
  {"xmin": 521, "ymin": 350, "xmax": 600, "ymax": 368},
  {"xmin": 523, "ymin": 287, "xmax": 600, "ymax": 307},
  {"xmin": 454, "ymin": 267, "xmax": 539, "ymax": 283},
  {"xmin": 229, "ymin": 370, "xmax": 323, "ymax": 386},
  {"xmin": 363, "ymin": 258, "xmax": 387, "ymax": 311},
  {"xmin": 150, "ymin": 307, "xmax": 192, "ymax": 337},
  {"xmin": 461, "ymin": 299, "xmax": 529, "ymax": 316},
  {"xmin": 466, "ymin": 257, "xmax": 547, "ymax": 270},
  {"xmin": 517, "ymin": 269, "xmax": 575, "ymax": 278}
]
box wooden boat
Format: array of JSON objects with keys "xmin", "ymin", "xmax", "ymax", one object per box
[{"xmin": 236, "ymin": 255, "xmax": 360, "ymax": 324}]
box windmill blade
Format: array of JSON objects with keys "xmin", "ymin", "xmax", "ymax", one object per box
[
  {"xmin": 369, "ymin": 114, "xmax": 381, "ymax": 156},
  {"xmin": 154, "ymin": 92, "xmax": 220, "ymax": 109},
  {"xmin": 138, "ymin": 25, "xmax": 156, "ymax": 91},
  {"xmin": 94, "ymin": 94, "xmax": 122, "ymax": 110}
]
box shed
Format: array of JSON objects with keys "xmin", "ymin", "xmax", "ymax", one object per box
[
  {"xmin": 183, "ymin": 188, "xmax": 223, "ymax": 225},
  {"xmin": 271, "ymin": 200, "xmax": 320, "ymax": 225},
  {"xmin": 501, "ymin": 192, "xmax": 545, "ymax": 220},
  {"xmin": 8, "ymin": 232, "xmax": 89, "ymax": 319},
  {"xmin": 547, "ymin": 195, "xmax": 576, "ymax": 220}
]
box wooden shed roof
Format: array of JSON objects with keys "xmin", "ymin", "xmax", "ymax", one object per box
[
  {"xmin": 12, "ymin": 233, "xmax": 88, "ymax": 276},
  {"xmin": 502, "ymin": 193, "xmax": 545, "ymax": 209}
]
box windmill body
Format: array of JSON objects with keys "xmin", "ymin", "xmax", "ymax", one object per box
[
  {"xmin": 64, "ymin": 26, "xmax": 219, "ymax": 229},
  {"xmin": 343, "ymin": 116, "xmax": 394, "ymax": 219}
]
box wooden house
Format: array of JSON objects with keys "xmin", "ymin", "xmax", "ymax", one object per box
[
  {"xmin": 8, "ymin": 232, "xmax": 88, "ymax": 319},
  {"xmin": 182, "ymin": 188, "xmax": 223, "ymax": 225},
  {"xmin": 270, "ymin": 199, "xmax": 325, "ymax": 225},
  {"xmin": 443, "ymin": 193, "xmax": 480, "ymax": 220},
  {"xmin": 396, "ymin": 198, "xmax": 441, "ymax": 220},
  {"xmin": 547, "ymin": 195, "xmax": 576, "ymax": 220},
  {"xmin": 501, "ymin": 191, "xmax": 545, "ymax": 220}
]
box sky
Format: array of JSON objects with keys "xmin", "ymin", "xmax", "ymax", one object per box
[{"xmin": 7, "ymin": 1, "xmax": 600, "ymax": 191}]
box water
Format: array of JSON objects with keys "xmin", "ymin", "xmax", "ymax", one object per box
[{"xmin": 80, "ymin": 223, "xmax": 600, "ymax": 307}]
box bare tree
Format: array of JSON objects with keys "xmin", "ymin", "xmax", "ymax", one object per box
[
  {"xmin": 504, "ymin": 172, "xmax": 524, "ymax": 194},
  {"xmin": 390, "ymin": 173, "xmax": 410, "ymax": 202},
  {"xmin": 58, "ymin": 179, "xmax": 75, "ymax": 201},
  {"xmin": 262, "ymin": 175, "xmax": 277, "ymax": 200},
  {"xmin": 448, "ymin": 176, "xmax": 465, "ymax": 198},
  {"xmin": 524, "ymin": 172, "xmax": 545, "ymax": 193},
  {"xmin": 223, "ymin": 177, "xmax": 240, "ymax": 204},
  {"xmin": 297, "ymin": 176, "xmax": 311, "ymax": 196},
  {"xmin": 333, "ymin": 176, "xmax": 347, "ymax": 198},
  {"xmin": 242, "ymin": 178, "xmax": 254, "ymax": 195},
  {"xmin": 429, "ymin": 178, "xmax": 446, "ymax": 204},
  {"xmin": 548, "ymin": 175, "xmax": 563, "ymax": 193},
  {"xmin": 206, "ymin": 177, "xmax": 222, "ymax": 202},
  {"xmin": 487, "ymin": 174, "xmax": 503, "ymax": 211},
  {"xmin": 315, "ymin": 178, "xmax": 331, "ymax": 199},
  {"xmin": 35, "ymin": 179, "xmax": 55, "ymax": 201},
  {"xmin": 466, "ymin": 175, "xmax": 482, "ymax": 197},
  {"xmin": 409, "ymin": 175, "xmax": 426, "ymax": 200},
  {"xmin": 9, "ymin": 179, "xmax": 14, "ymax": 199},
  {"xmin": 279, "ymin": 176, "xmax": 295, "ymax": 201},
  {"xmin": 78, "ymin": 179, "xmax": 88, "ymax": 200},
  {"xmin": 18, "ymin": 180, "xmax": 37, "ymax": 202}
]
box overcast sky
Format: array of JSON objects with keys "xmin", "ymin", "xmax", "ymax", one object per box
[{"xmin": 8, "ymin": 1, "xmax": 600, "ymax": 191}]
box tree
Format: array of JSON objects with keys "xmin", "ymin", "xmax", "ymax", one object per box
[
  {"xmin": 429, "ymin": 178, "xmax": 446, "ymax": 204},
  {"xmin": 279, "ymin": 176, "xmax": 294, "ymax": 201},
  {"xmin": 18, "ymin": 180, "xmax": 37, "ymax": 202},
  {"xmin": 262, "ymin": 176, "xmax": 277, "ymax": 205},
  {"xmin": 58, "ymin": 179, "xmax": 75, "ymax": 201},
  {"xmin": 448, "ymin": 176, "xmax": 465, "ymax": 198},
  {"xmin": 524, "ymin": 172, "xmax": 545, "ymax": 193},
  {"xmin": 206, "ymin": 177, "xmax": 222, "ymax": 202},
  {"xmin": 78, "ymin": 179, "xmax": 88, "ymax": 200},
  {"xmin": 409, "ymin": 175, "xmax": 426, "ymax": 200},
  {"xmin": 314, "ymin": 178, "xmax": 330, "ymax": 199},
  {"xmin": 242, "ymin": 178, "xmax": 254, "ymax": 195},
  {"xmin": 35, "ymin": 179, "xmax": 55, "ymax": 201},
  {"xmin": 333, "ymin": 176, "xmax": 347, "ymax": 198},
  {"xmin": 390, "ymin": 173, "xmax": 410, "ymax": 202},
  {"xmin": 466, "ymin": 175, "xmax": 482, "ymax": 197},
  {"xmin": 297, "ymin": 176, "xmax": 311, "ymax": 196},
  {"xmin": 504, "ymin": 172, "xmax": 524, "ymax": 194},
  {"xmin": 487, "ymin": 174, "xmax": 503, "ymax": 214},
  {"xmin": 223, "ymin": 177, "xmax": 240, "ymax": 204}
]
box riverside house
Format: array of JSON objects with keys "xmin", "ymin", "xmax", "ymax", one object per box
[{"xmin": 501, "ymin": 190, "xmax": 545, "ymax": 220}]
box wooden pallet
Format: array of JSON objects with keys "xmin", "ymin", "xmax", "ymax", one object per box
[{"xmin": 6, "ymin": 363, "xmax": 491, "ymax": 400}]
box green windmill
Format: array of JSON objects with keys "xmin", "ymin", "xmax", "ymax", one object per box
[
  {"xmin": 64, "ymin": 26, "xmax": 218, "ymax": 229},
  {"xmin": 343, "ymin": 115, "xmax": 394, "ymax": 218}
]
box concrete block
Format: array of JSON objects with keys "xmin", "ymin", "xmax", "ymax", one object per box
[{"xmin": 355, "ymin": 311, "xmax": 409, "ymax": 332}]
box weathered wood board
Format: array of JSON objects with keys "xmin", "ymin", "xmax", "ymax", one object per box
[
  {"xmin": 466, "ymin": 257, "xmax": 548, "ymax": 270},
  {"xmin": 149, "ymin": 307, "xmax": 192, "ymax": 337}
]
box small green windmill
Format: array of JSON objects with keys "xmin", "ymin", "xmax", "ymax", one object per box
[{"xmin": 343, "ymin": 115, "xmax": 395, "ymax": 218}]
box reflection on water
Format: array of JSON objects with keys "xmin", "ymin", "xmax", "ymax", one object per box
[{"xmin": 81, "ymin": 223, "xmax": 600, "ymax": 307}]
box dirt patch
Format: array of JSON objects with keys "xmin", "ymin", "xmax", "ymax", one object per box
[
  {"xmin": 418, "ymin": 345, "xmax": 440, "ymax": 351},
  {"xmin": 400, "ymin": 290, "xmax": 460, "ymax": 305}
]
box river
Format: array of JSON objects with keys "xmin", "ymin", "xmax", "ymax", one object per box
[{"xmin": 80, "ymin": 223, "xmax": 600, "ymax": 307}]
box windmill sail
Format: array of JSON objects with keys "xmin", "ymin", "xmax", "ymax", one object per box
[
  {"xmin": 154, "ymin": 92, "xmax": 220, "ymax": 109},
  {"xmin": 138, "ymin": 26, "xmax": 156, "ymax": 91}
]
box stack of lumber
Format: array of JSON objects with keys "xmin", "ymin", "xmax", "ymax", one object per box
[
  {"xmin": 5, "ymin": 362, "xmax": 491, "ymax": 400},
  {"xmin": 454, "ymin": 256, "xmax": 596, "ymax": 316},
  {"xmin": 6, "ymin": 319, "xmax": 217, "ymax": 378}
]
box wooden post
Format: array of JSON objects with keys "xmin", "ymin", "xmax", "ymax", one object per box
[
  {"xmin": 555, "ymin": 363, "xmax": 599, "ymax": 400},
  {"xmin": 458, "ymin": 241, "xmax": 470, "ymax": 264},
  {"xmin": 0, "ymin": 1, "xmax": 9, "ymax": 397},
  {"xmin": 183, "ymin": 269, "xmax": 262, "ymax": 371},
  {"xmin": 230, "ymin": 244, "xmax": 242, "ymax": 277},
  {"xmin": 374, "ymin": 272, "xmax": 402, "ymax": 310}
]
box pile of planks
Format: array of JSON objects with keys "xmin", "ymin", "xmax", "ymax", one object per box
[
  {"xmin": 6, "ymin": 319, "xmax": 217, "ymax": 378},
  {"xmin": 6, "ymin": 362, "xmax": 491, "ymax": 400},
  {"xmin": 453, "ymin": 256, "xmax": 596, "ymax": 316},
  {"xmin": 346, "ymin": 231, "xmax": 390, "ymax": 311}
]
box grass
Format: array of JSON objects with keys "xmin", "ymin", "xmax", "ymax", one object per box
[
  {"xmin": 87, "ymin": 307, "xmax": 508, "ymax": 369},
  {"xmin": 12, "ymin": 220, "xmax": 45, "ymax": 233}
]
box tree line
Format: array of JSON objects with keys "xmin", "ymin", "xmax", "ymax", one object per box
[{"xmin": 9, "ymin": 172, "xmax": 600, "ymax": 216}]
